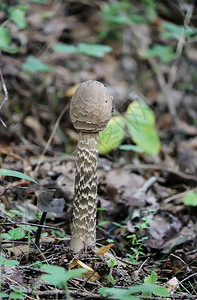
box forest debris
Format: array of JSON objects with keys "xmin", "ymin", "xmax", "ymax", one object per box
[
  {"xmin": 95, "ymin": 243, "xmax": 114, "ymax": 255},
  {"xmin": 167, "ymin": 277, "xmax": 179, "ymax": 293},
  {"xmin": 69, "ymin": 260, "xmax": 99, "ymax": 281}
]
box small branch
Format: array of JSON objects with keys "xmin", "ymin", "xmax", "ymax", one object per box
[{"xmin": 0, "ymin": 68, "xmax": 8, "ymax": 127}]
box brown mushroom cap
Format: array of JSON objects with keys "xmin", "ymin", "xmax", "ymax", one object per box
[{"xmin": 70, "ymin": 80, "xmax": 113, "ymax": 132}]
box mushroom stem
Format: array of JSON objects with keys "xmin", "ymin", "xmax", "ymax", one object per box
[
  {"xmin": 35, "ymin": 211, "xmax": 47, "ymax": 248},
  {"xmin": 70, "ymin": 131, "xmax": 98, "ymax": 253}
]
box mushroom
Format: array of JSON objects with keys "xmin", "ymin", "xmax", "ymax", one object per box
[{"xmin": 70, "ymin": 80, "xmax": 113, "ymax": 253}]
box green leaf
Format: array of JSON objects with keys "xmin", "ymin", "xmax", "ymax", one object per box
[
  {"xmin": 53, "ymin": 43, "xmax": 112, "ymax": 58},
  {"xmin": 153, "ymin": 286, "xmax": 169, "ymax": 297},
  {"xmin": 0, "ymin": 27, "xmax": 11, "ymax": 49},
  {"xmin": 0, "ymin": 233, "xmax": 12, "ymax": 239},
  {"xmin": 0, "ymin": 168, "xmax": 38, "ymax": 184},
  {"xmin": 140, "ymin": 44, "xmax": 175, "ymax": 63},
  {"xmin": 183, "ymin": 191, "xmax": 197, "ymax": 207},
  {"xmin": 41, "ymin": 265, "xmax": 68, "ymax": 288},
  {"xmin": 107, "ymin": 258, "xmax": 117, "ymax": 268},
  {"xmin": 162, "ymin": 22, "xmax": 196, "ymax": 39},
  {"xmin": 8, "ymin": 229, "xmax": 25, "ymax": 240},
  {"xmin": 41, "ymin": 264, "xmax": 86, "ymax": 289},
  {"xmin": 22, "ymin": 56, "xmax": 54, "ymax": 73},
  {"xmin": 125, "ymin": 101, "xmax": 161, "ymax": 155},
  {"xmin": 4, "ymin": 259, "xmax": 19, "ymax": 267},
  {"xmin": 144, "ymin": 271, "xmax": 157, "ymax": 284},
  {"xmin": 10, "ymin": 7, "xmax": 27, "ymax": 29},
  {"xmin": 53, "ymin": 44, "xmax": 77, "ymax": 53},
  {"xmin": 98, "ymin": 287, "xmax": 137, "ymax": 300},
  {"xmin": 99, "ymin": 116, "xmax": 125, "ymax": 154},
  {"xmin": 0, "ymin": 293, "xmax": 9, "ymax": 298},
  {"xmin": 77, "ymin": 43, "xmax": 112, "ymax": 57},
  {"xmin": 119, "ymin": 144, "xmax": 143, "ymax": 153}
]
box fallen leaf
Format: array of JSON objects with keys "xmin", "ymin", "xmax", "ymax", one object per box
[{"xmin": 95, "ymin": 243, "xmax": 114, "ymax": 255}]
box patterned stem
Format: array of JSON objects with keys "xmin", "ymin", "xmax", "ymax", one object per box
[{"xmin": 70, "ymin": 131, "xmax": 98, "ymax": 253}]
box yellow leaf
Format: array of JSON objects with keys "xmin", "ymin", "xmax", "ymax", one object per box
[
  {"xmin": 65, "ymin": 84, "xmax": 79, "ymax": 97},
  {"xmin": 69, "ymin": 260, "xmax": 99, "ymax": 281},
  {"xmin": 95, "ymin": 243, "xmax": 114, "ymax": 255}
]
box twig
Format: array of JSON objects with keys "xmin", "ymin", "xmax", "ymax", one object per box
[
  {"xmin": 0, "ymin": 221, "xmax": 58, "ymax": 230},
  {"xmin": 0, "ymin": 68, "xmax": 8, "ymax": 127}
]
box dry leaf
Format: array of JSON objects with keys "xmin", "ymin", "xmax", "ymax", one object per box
[
  {"xmin": 167, "ymin": 277, "xmax": 179, "ymax": 294},
  {"xmin": 69, "ymin": 259, "xmax": 99, "ymax": 281},
  {"xmin": 65, "ymin": 84, "xmax": 79, "ymax": 97},
  {"xmin": 95, "ymin": 243, "xmax": 114, "ymax": 255}
]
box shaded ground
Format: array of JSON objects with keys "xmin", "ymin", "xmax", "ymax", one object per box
[{"xmin": 0, "ymin": 0, "xmax": 197, "ymax": 299}]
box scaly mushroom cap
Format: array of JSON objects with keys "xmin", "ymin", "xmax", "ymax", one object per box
[{"xmin": 70, "ymin": 80, "xmax": 113, "ymax": 132}]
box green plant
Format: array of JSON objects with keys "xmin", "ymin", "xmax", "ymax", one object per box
[
  {"xmin": 98, "ymin": 271, "xmax": 169, "ymax": 299},
  {"xmin": 126, "ymin": 210, "xmax": 153, "ymax": 263},
  {"xmin": 100, "ymin": 0, "xmax": 157, "ymax": 40},
  {"xmin": 9, "ymin": 287, "xmax": 27, "ymax": 299},
  {"xmin": 41, "ymin": 264, "xmax": 86, "ymax": 299},
  {"xmin": 99, "ymin": 100, "xmax": 161, "ymax": 155},
  {"xmin": 183, "ymin": 191, "xmax": 197, "ymax": 207},
  {"xmin": 0, "ymin": 229, "xmax": 25, "ymax": 256},
  {"xmin": 53, "ymin": 42, "xmax": 112, "ymax": 58},
  {"xmin": 107, "ymin": 258, "xmax": 118, "ymax": 285},
  {"xmin": 0, "ymin": 169, "xmax": 38, "ymax": 184},
  {"xmin": 0, "ymin": 4, "xmax": 27, "ymax": 53},
  {"xmin": 22, "ymin": 56, "xmax": 54, "ymax": 73}
]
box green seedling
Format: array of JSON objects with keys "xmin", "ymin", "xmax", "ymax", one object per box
[
  {"xmin": 41, "ymin": 264, "xmax": 86, "ymax": 300},
  {"xmin": 107, "ymin": 258, "xmax": 118, "ymax": 285},
  {"xmin": 98, "ymin": 271, "xmax": 169, "ymax": 299},
  {"xmin": 0, "ymin": 228, "xmax": 25, "ymax": 257},
  {"xmin": 126, "ymin": 210, "xmax": 153, "ymax": 263}
]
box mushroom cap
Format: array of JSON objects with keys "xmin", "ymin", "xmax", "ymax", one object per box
[{"xmin": 70, "ymin": 80, "xmax": 113, "ymax": 132}]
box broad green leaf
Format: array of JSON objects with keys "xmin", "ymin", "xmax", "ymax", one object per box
[
  {"xmin": 153, "ymin": 286, "xmax": 169, "ymax": 297},
  {"xmin": 53, "ymin": 44, "xmax": 77, "ymax": 53},
  {"xmin": 41, "ymin": 265, "xmax": 68, "ymax": 288},
  {"xmin": 8, "ymin": 229, "xmax": 25, "ymax": 240},
  {"xmin": 77, "ymin": 43, "xmax": 112, "ymax": 57},
  {"xmin": 22, "ymin": 56, "xmax": 54, "ymax": 73},
  {"xmin": 64, "ymin": 268, "xmax": 87, "ymax": 281},
  {"xmin": 4, "ymin": 259, "xmax": 19, "ymax": 267},
  {"xmin": 144, "ymin": 271, "xmax": 157, "ymax": 284},
  {"xmin": 53, "ymin": 43, "xmax": 112, "ymax": 58},
  {"xmin": 41, "ymin": 264, "xmax": 86, "ymax": 288},
  {"xmin": 98, "ymin": 287, "xmax": 137, "ymax": 300},
  {"xmin": 0, "ymin": 293, "xmax": 9, "ymax": 298},
  {"xmin": 0, "ymin": 169, "xmax": 38, "ymax": 184},
  {"xmin": 0, "ymin": 233, "xmax": 12, "ymax": 239},
  {"xmin": 10, "ymin": 7, "xmax": 27, "ymax": 29},
  {"xmin": 99, "ymin": 116, "xmax": 125, "ymax": 154},
  {"xmin": 183, "ymin": 191, "xmax": 197, "ymax": 207},
  {"xmin": 0, "ymin": 27, "xmax": 11, "ymax": 49},
  {"xmin": 140, "ymin": 44, "xmax": 175, "ymax": 63},
  {"xmin": 126, "ymin": 101, "xmax": 161, "ymax": 155},
  {"xmin": 162, "ymin": 22, "xmax": 196, "ymax": 39}
]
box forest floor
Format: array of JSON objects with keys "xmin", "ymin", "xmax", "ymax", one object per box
[{"xmin": 0, "ymin": 1, "xmax": 197, "ymax": 299}]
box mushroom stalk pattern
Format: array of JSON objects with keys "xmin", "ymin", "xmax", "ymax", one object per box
[{"xmin": 70, "ymin": 80, "xmax": 113, "ymax": 253}]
